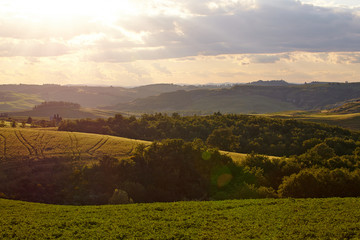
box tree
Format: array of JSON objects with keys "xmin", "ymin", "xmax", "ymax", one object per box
[
  {"xmin": 278, "ymin": 168, "xmax": 360, "ymax": 198},
  {"xmin": 206, "ymin": 128, "xmax": 239, "ymax": 151},
  {"xmin": 299, "ymin": 143, "xmax": 336, "ymax": 167},
  {"xmin": 108, "ymin": 189, "xmax": 133, "ymax": 204},
  {"xmin": 26, "ymin": 116, "xmax": 33, "ymax": 124},
  {"xmin": 11, "ymin": 120, "xmax": 17, "ymax": 128}
]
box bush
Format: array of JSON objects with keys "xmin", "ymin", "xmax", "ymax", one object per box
[
  {"xmin": 108, "ymin": 189, "xmax": 133, "ymax": 204},
  {"xmin": 278, "ymin": 168, "xmax": 360, "ymax": 198}
]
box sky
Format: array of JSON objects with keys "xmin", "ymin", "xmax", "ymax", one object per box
[{"xmin": 0, "ymin": 0, "xmax": 359, "ymax": 86}]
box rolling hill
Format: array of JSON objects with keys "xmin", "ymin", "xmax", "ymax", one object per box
[
  {"xmin": 107, "ymin": 82, "xmax": 360, "ymax": 114},
  {"xmin": 326, "ymin": 98, "xmax": 360, "ymax": 114},
  {"xmin": 0, "ymin": 91, "xmax": 43, "ymax": 111},
  {"xmin": 0, "ymin": 128, "xmax": 149, "ymax": 162},
  {"xmin": 6, "ymin": 101, "xmax": 118, "ymax": 119},
  {"xmin": 0, "ymin": 127, "xmax": 250, "ymax": 164},
  {"xmin": 2, "ymin": 82, "xmax": 360, "ymax": 115},
  {"xmin": 0, "ymin": 84, "xmax": 207, "ymax": 112},
  {"xmin": 267, "ymin": 111, "xmax": 360, "ymax": 131},
  {"xmin": 108, "ymin": 88, "xmax": 298, "ymax": 114}
]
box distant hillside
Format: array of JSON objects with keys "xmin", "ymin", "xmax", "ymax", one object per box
[
  {"xmin": 0, "ymin": 91, "xmax": 43, "ymax": 111},
  {"xmin": 107, "ymin": 82, "xmax": 360, "ymax": 114},
  {"xmin": 248, "ymin": 80, "xmax": 291, "ymax": 86},
  {"xmin": 326, "ymin": 99, "xmax": 360, "ymax": 114},
  {"xmin": 0, "ymin": 84, "xmax": 205, "ymax": 112},
  {"xmin": 108, "ymin": 88, "xmax": 298, "ymax": 114},
  {"xmin": 2, "ymin": 82, "xmax": 360, "ymax": 115},
  {"xmin": 267, "ymin": 111, "xmax": 360, "ymax": 131},
  {"xmin": 5, "ymin": 101, "xmax": 117, "ymax": 119}
]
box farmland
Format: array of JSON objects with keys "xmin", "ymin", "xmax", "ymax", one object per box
[
  {"xmin": 0, "ymin": 127, "xmax": 254, "ymax": 164},
  {"xmin": 1, "ymin": 197, "xmax": 360, "ymax": 239},
  {"xmin": 268, "ymin": 111, "xmax": 360, "ymax": 131},
  {"xmin": 0, "ymin": 127, "xmax": 149, "ymax": 162}
]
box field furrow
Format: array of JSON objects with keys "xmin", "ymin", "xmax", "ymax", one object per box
[
  {"xmin": 0, "ymin": 128, "xmax": 151, "ymax": 163},
  {"xmin": 86, "ymin": 137, "xmax": 108, "ymax": 155},
  {"xmin": 14, "ymin": 130, "xmax": 34, "ymax": 156},
  {"xmin": 0, "ymin": 133, "xmax": 6, "ymax": 159}
]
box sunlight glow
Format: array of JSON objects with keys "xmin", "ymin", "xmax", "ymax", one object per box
[{"xmin": 5, "ymin": 0, "xmax": 139, "ymax": 20}]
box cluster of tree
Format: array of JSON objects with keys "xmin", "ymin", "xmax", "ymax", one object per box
[
  {"xmin": 33, "ymin": 101, "xmax": 80, "ymax": 110},
  {"xmin": 0, "ymin": 140, "xmax": 246, "ymax": 204},
  {"xmin": 59, "ymin": 113, "xmax": 360, "ymax": 157},
  {"xmin": 0, "ymin": 117, "xmax": 61, "ymax": 128},
  {"xmin": 0, "ymin": 157, "xmax": 74, "ymax": 204},
  {"xmin": 237, "ymin": 142, "xmax": 360, "ymax": 199},
  {"xmin": 50, "ymin": 114, "xmax": 62, "ymax": 124},
  {"xmin": 1, "ymin": 137, "xmax": 359, "ymax": 204}
]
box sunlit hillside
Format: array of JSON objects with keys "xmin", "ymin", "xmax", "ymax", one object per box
[{"xmin": 0, "ymin": 128, "xmax": 149, "ymax": 162}]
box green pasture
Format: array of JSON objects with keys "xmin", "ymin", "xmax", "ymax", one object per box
[
  {"xmin": 0, "ymin": 92, "xmax": 43, "ymax": 112},
  {"xmin": 1, "ymin": 198, "xmax": 359, "ymax": 239},
  {"xmin": 266, "ymin": 111, "xmax": 360, "ymax": 131}
]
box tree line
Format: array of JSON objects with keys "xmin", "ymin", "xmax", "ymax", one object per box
[
  {"xmin": 1, "ymin": 113, "xmax": 360, "ymax": 204},
  {"xmin": 1, "ymin": 138, "xmax": 359, "ymax": 204},
  {"xmin": 58, "ymin": 113, "xmax": 360, "ymax": 157}
]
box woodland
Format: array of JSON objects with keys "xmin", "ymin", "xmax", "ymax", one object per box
[{"xmin": 1, "ymin": 112, "xmax": 359, "ymax": 205}]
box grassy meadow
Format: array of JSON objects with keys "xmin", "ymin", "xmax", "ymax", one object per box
[
  {"xmin": 1, "ymin": 197, "xmax": 360, "ymax": 239},
  {"xmin": 0, "ymin": 92, "xmax": 43, "ymax": 112},
  {"xmin": 220, "ymin": 150, "xmax": 282, "ymax": 163},
  {"xmin": 268, "ymin": 111, "xmax": 360, "ymax": 131}
]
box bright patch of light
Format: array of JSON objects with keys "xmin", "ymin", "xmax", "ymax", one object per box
[
  {"xmin": 300, "ymin": 0, "xmax": 360, "ymax": 8},
  {"xmin": 2, "ymin": 0, "xmax": 139, "ymax": 20}
]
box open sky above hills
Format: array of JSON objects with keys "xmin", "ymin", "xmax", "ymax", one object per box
[{"xmin": 1, "ymin": 0, "xmax": 360, "ymax": 86}]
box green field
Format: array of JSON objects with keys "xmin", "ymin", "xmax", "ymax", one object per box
[
  {"xmin": 220, "ymin": 151, "xmax": 281, "ymax": 163},
  {"xmin": 7, "ymin": 106, "xmax": 118, "ymax": 119},
  {"xmin": 266, "ymin": 111, "xmax": 360, "ymax": 131},
  {"xmin": 0, "ymin": 92, "xmax": 43, "ymax": 112},
  {"xmin": 0, "ymin": 128, "xmax": 149, "ymax": 162},
  {"xmin": 1, "ymin": 198, "xmax": 359, "ymax": 239}
]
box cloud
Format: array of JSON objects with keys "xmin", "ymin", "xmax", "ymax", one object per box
[
  {"xmin": 216, "ymin": 71, "xmax": 247, "ymax": 78},
  {"xmin": 250, "ymin": 54, "xmax": 290, "ymax": 64},
  {"xmin": 122, "ymin": 63, "xmax": 151, "ymax": 78},
  {"xmin": 1, "ymin": 0, "xmax": 360, "ymax": 61},
  {"xmin": 90, "ymin": 0, "xmax": 360, "ymax": 62},
  {"xmin": 0, "ymin": 38, "xmax": 69, "ymax": 57},
  {"xmin": 152, "ymin": 63, "xmax": 172, "ymax": 75}
]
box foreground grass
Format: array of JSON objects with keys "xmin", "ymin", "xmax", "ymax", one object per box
[{"xmin": 1, "ymin": 198, "xmax": 359, "ymax": 239}]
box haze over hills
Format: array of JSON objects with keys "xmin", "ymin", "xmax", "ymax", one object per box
[
  {"xmin": 106, "ymin": 82, "xmax": 360, "ymax": 114},
  {"xmin": 0, "ymin": 83, "xmax": 206, "ymax": 112},
  {"xmin": 6, "ymin": 101, "xmax": 118, "ymax": 119},
  {"xmin": 1, "ymin": 81, "xmax": 360, "ymax": 116}
]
